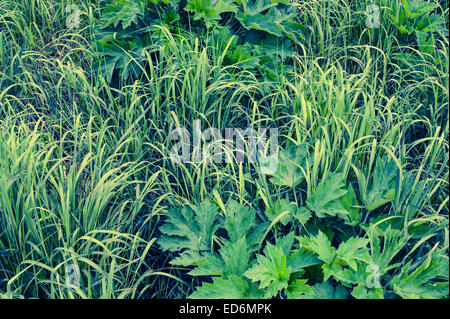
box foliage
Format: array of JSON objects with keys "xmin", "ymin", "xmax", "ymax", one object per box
[
  {"xmin": 159, "ymin": 199, "xmax": 449, "ymax": 299},
  {"xmin": 0, "ymin": 0, "xmax": 448, "ymax": 300},
  {"xmin": 93, "ymin": 0, "xmax": 304, "ymax": 82}
]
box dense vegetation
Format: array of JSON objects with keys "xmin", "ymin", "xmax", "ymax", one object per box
[{"xmin": 0, "ymin": 0, "xmax": 448, "ymax": 299}]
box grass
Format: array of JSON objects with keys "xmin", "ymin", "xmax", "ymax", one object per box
[{"xmin": 0, "ymin": 0, "xmax": 448, "ymax": 299}]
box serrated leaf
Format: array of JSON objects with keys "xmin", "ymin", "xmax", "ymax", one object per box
[
  {"xmin": 336, "ymin": 237, "xmax": 371, "ymax": 271},
  {"xmin": 306, "ymin": 172, "xmax": 349, "ymax": 218},
  {"xmin": 93, "ymin": 38, "xmax": 145, "ymax": 82},
  {"xmin": 170, "ymin": 250, "xmax": 204, "ymax": 266},
  {"xmin": 158, "ymin": 200, "xmax": 221, "ymax": 253},
  {"xmin": 351, "ymin": 284, "xmax": 384, "ymax": 299},
  {"xmin": 265, "ymin": 198, "xmax": 295, "ymax": 225},
  {"xmin": 391, "ymin": 250, "xmax": 449, "ymax": 299},
  {"xmin": 269, "ymin": 143, "xmax": 308, "ymax": 187},
  {"xmin": 366, "ymin": 225, "xmax": 406, "ymax": 274},
  {"xmin": 240, "ymin": 0, "xmax": 277, "ymax": 16},
  {"xmin": 101, "ymin": 0, "xmax": 146, "ymax": 29},
  {"xmin": 219, "ymin": 238, "xmax": 251, "ymax": 277},
  {"xmin": 189, "ymin": 275, "xmax": 263, "ymax": 299},
  {"xmin": 188, "ymin": 254, "xmax": 225, "ymax": 276},
  {"xmin": 276, "ymin": 232, "xmax": 295, "ymax": 256},
  {"xmin": 339, "ymin": 185, "xmax": 361, "ymax": 226},
  {"xmin": 244, "ymin": 243, "xmax": 291, "ymax": 298},
  {"xmin": 285, "ymin": 279, "xmax": 313, "ymax": 299},
  {"xmin": 402, "ymin": 0, "xmax": 438, "ymax": 19},
  {"xmin": 287, "ymin": 248, "xmax": 321, "ymax": 272},
  {"xmin": 299, "ymin": 231, "xmax": 336, "ymax": 264},
  {"xmin": 297, "ymin": 281, "xmax": 349, "ymax": 299},
  {"xmin": 365, "ymin": 160, "xmax": 397, "ymax": 211},
  {"xmin": 224, "ymin": 200, "xmax": 255, "ymax": 242},
  {"xmin": 237, "ymin": 7, "xmax": 294, "ymax": 38},
  {"xmin": 185, "ymin": 0, "xmax": 237, "ymax": 28},
  {"xmin": 293, "ymin": 206, "xmax": 312, "ymax": 226}
]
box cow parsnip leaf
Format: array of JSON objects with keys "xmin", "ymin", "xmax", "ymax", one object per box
[
  {"xmin": 224, "ymin": 200, "xmax": 267, "ymax": 249},
  {"xmin": 265, "ymin": 198, "xmax": 296, "ymax": 225},
  {"xmin": 287, "ymin": 248, "xmax": 321, "ymax": 272},
  {"xmin": 244, "ymin": 243, "xmax": 291, "ymax": 298},
  {"xmin": 237, "ymin": 7, "xmax": 294, "ymax": 38},
  {"xmin": 269, "ymin": 143, "xmax": 308, "ymax": 187},
  {"xmin": 402, "ymin": 0, "xmax": 438, "ymax": 19},
  {"xmin": 297, "ymin": 281, "xmax": 349, "ymax": 299},
  {"xmin": 224, "ymin": 200, "xmax": 256, "ymax": 242},
  {"xmin": 158, "ymin": 200, "xmax": 221, "ymax": 255},
  {"xmin": 321, "ymin": 262, "xmax": 343, "ymax": 282},
  {"xmin": 351, "ymin": 284, "xmax": 384, "ymax": 299},
  {"xmin": 285, "ymin": 279, "xmax": 313, "ymax": 299},
  {"xmin": 93, "ymin": 38, "xmax": 146, "ymax": 82},
  {"xmin": 306, "ymin": 172, "xmax": 349, "ymax": 218},
  {"xmin": 366, "ymin": 225, "xmax": 406, "ymax": 274},
  {"xmin": 188, "ymin": 238, "xmax": 252, "ymax": 277},
  {"xmin": 189, "ymin": 275, "xmax": 264, "ymax": 299},
  {"xmin": 170, "ymin": 250, "xmax": 204, "ymax": 266},
  {"xmin": 365, "ymin": 160, "xmax": 397, "ymax": 211},
  {"xmin": 339, "ymin": 185, "xmax": 361, "ymax": 226},
  {"xmin": 330, "ymin": 261, "xmax": 368, "ymax": 286},
  {"xmin": 336, "ymin": 237, "xmax": 371, "ymax": 271},
  {"xmin": 391, "ymin": 250, "xmax": 449, "ymax": 299},
  {"xmin": 219, "ymin": 237, "xmax": 252, "ymax": 277},
  {"xmin": 185, "ymin": 0, "xmax": 237, "ymax": 28},
  {"xmin": 293, "ymin": 206, "xmax": 312, "ymax": 226},
  {"xmin": 239, "ymin": 0, "xmax": 277, "ymax": 16},
  {"xmin": 299, "ymin": 230, "xmax": 336, "ymax": 264},
  {"xmin": 329, "ymin": 260, "xmax": 385, "ymax": 299},
  {"xmin": 101, "ymin": 0, "xmax": 147, "ymax": 29},
  {"xmin": 276, "ymin": 232, "xmax": 295, "ymax": 256},
  {"xmin": 188, "ymin": 254, "xmax": 225, "ymax": 276}
]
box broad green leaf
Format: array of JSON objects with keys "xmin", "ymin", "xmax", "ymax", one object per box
[
  {"xmin": 265, "ymin": 198, "xmax": 295, "ymax": 225},
  {"xmin": 285, "ymin": 279, "xmax": 313, "ymax": 299},
  {"xmin": 287, "ymin": 248, "xmax": 321, "ymax": 272},
  {"xmin": 244, "ymin": 243, "xmax": 291, "ymax": 298},
  {"xmin": 351, "ymin": 284, "xmax": 384, "ymax": 299},
  {"xmin": 158, "ymin": 200, "xmax": 221, "ymax": 254},
  {"xmin": 365, "ymin": 160, "xmax": 397, "ymax": 211},
  {"xmin": 297, "ymin": 281, "xmax": 349, "ymax": 299},
  {"xmin": 293, "ymin": 206, "xmax": 312, "ymax": 226},
  {"xmin": 390, "ymin": 250, "xmax": 449, "ymax": 299},
  {"xmin": 366, "ymin": 225, "xmax": 406, "ymax": 274},
  {"xmin": 189, "ymin": 275, "xmax": 264, "ymax": 299},
  {"xmin": 224, "ymin": 200, "xmax": 256, "ymax": 242},
  {"xmin": 276, "ymin": 232, "xmax": 295, "ymax": 256},
  {"xmin": 402, "ymin": 0, "xmax": 438, "ymax": 19},
  {"xmin": 240, "ymin": 0, "xmax": 277, "ymax": 16},
  {"xmin": 269, "ymin": 143, "xmax": 308, "ymax": 187},
  {"xmin": 336, "ymin": 237, "xmax": 371, "ymax": 271},
  {"xmin": 101, "ymin": 0, "xmax": 147, "ymax": 29},
  {"xmin": 299, "ymin": 231, "xmax": 336, "ymax": 264},
  {"xmin": 339, "ymin": 185, "xmax": 361, "ymax": 226},
  {"xmin": 219, "ymin": 238, "xmax": 251, "ymax": 277},
  {"xmin": 93, "ymin": 38, "xmax": 146, "ymax": 82},
  {"xmin": 185, "ymin": 0, "xmax": 237, "ymax": 28},
  {"xmin": 170, "ymin": 250, "xmax": 204, "ymax": 266},
  {"xmin": 306, "ymin": 172, "xmax": 349, "ymax": 218},
  {"xmin": 237, "ymin": 7, "xmax": 294, "ymax": 38},
  {"xmin": 224, "ymin": 200, "xmax": 266, "ymax": 249},
  {"xmin": 188, "ymin": 254, "xmax": 225, "ymax": 276}
]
